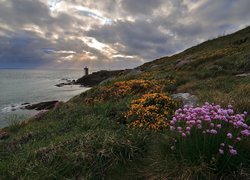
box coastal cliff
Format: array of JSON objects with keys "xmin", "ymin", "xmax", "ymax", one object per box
[
  {"xmin": 75, "ymin": 70, "xmax": 127, "ymax": 86},
  {"xmin": 1, "ymin": 26, "xmax": 250, "ymax": 179}
]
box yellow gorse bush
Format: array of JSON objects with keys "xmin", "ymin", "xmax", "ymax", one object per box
[
  {"xmin": 125, "ymin": 93, "xmax": 178, "ymax": 130},
  {"xmin": 84, "ymin": 79, "xmax": 162, "ymax": 104}
]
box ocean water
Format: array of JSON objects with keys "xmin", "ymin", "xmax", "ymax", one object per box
[{"xmin": 0, "ymin": 69, "xmax": 89, "ymax": 127}]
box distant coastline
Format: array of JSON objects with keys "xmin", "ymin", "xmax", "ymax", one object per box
[{"xmin": 0, "ymin": 69, "xmax": 88, "ymax": 127}]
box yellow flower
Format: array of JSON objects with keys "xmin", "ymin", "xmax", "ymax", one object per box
[{"xmin": 125, "ymin": 93, "xmax": 178, "ymax": 130}]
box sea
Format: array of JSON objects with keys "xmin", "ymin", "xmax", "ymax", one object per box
[{"xmin": 0, "ymin": 69, "xmax": 90, "ymax": 128}]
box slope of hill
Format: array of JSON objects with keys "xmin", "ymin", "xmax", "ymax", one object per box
[
  {"xmin": 138, "ymin": 26, "xmax": 250, "ymax": 112},
  {"xmin": 0, "ymin": 27, "xmax": 250, "ymax": 179}
]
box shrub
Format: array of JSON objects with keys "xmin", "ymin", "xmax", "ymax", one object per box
[
  {"xmin": 5, "ymin": 114, "xmax": 27, "ymax": 133},
  {"xmin": 84, "ymin": 79, "xmax": 162, "ymax": 104},
  {"xmin": 169, "ymin": 102, "xmax": 249, "ymax": 172},
  {"xmin": 125, "ymin": 93, "xmax": 178, "ymax": 130}
]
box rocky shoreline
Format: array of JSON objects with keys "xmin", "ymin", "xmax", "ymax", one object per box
[
  {"xmin": 4, "ymin": 69, "xmax": 142, "ymax": 113},
  {"xmin": 23, "ymin": 101, "xmax": 61, "ymax": 111}
]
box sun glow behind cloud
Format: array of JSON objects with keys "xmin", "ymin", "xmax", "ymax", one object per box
[
  {"xmin": 82, "ymin": 37, "xmax": 107, "ymax": 51},
  {"xmin": 48, "ymin": 0, "xmax": 62, "ymax": 12}
]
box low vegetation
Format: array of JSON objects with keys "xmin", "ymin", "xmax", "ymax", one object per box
[{"xmin": 0, "ymin": 27, "xmax": 250, "ymax": 179}]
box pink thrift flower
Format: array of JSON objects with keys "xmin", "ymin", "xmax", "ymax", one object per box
[
  {"xmin": 190, "ymin": 120, "xmax": 196, "ymax": 125},
  {"xmin": 227, "ymin": 109, "xmax": 234, "ymax": 114},
  {"xmin": 241, "ymin": 129, "xmax": 250, "ymax": 137},
  {"xmin": 182, "ymin": 133, "xmax": 186, "ymax": 138},
  {"xmin": 197, "ymin": 120, "xmax": 201, "ymax": 124},
  {"xmin": 242, "ymin": 124, "xmax": 249, "ymax": 129},
  {"xmin": 205, "ymin": 115, "xmax": 211, "ymax": 121},
  {"xmin": 210, "ymin": 129, "xmax": 217, "ymax": 134},
  {"xmin": 229, "ymin": 149, "xmax": 237, "ymax": 155},
  {"xmin": 227, "ymin": 133, "xmax": 233, "ymax": 139},
  {"xmin": 177, "ymin": 127, "xmax": 182, "ymax": 131},
  {"xmin": 186, "ymin": 126, "xmax": 191, "ymax": 131},
  {"xmin": 228, "ymin": 104, "xmax": 233, "ymax": 109},
  {"xmin": 219, "ymin": 149, "xmax": 224, "ymax": 154},
  {"xmin": 170, "ymin": 126, "xmax": 175, "ymax": 131},
  {"xmin": 220, "ymin": 143, "xmax": 225, "ymax": 147},
  {"xmin": 197, "ymin": 124, "xmax": 202, "ymax": 129},
  {"xmin": 216, "ymin": 124, "xmax": 222, "ymax": 129}
]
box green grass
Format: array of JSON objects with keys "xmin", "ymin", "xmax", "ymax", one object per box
[
  {"xmin": 0, "ymin": 101, "xmax": 149, "ymax": 179},
  {"xmin": 0, "ymin": 26, "xmax": 250, "ymax": 179}
]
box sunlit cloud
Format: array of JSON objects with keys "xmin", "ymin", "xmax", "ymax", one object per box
[
  {"xmin": 112, "ymin": 54, "xmax": 135, "ymax": 59},
  {"xmin": 61, "ymin": 54, "xmax": 74, "ymax": 61},
  {"xmin": 0, "ymin": 0, "xmax": 249, "ymax": 69},
  {"xmin": 75, "ymin": 6, "xmax": 113, "ymax": 25},
  {"xmin": 183, "ymin": 0, "xmax": 206, "ymax": 12},
  {"xmin": 82, "ymin": 37, "xmax": 107, "ymax": 51},
  {"xmin": 42, "ymin": 48, "xmax": 76, "ymax": 54},
  {"xmin": 48, "ymin": 0, "xmax": 62, "ymax": 12}
]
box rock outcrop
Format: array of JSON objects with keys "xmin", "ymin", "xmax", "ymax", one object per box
[
  {"xmin": 76, "ymin": 69, "xmax": 132, "ymax": 87},
  {"xmin": 235, "ymin": 73, "xmax": 250, "ymax": 77},
  {"xmin": 24, "ymin": 101, "xmax": 59, "ymax": 110},
  {"xmin": 0, "ymin": 130, "xmax": 9, "ymax": 140},
  {"xmin": 171, "ymin": 93, "xmax": 198, "ymax": 106}
]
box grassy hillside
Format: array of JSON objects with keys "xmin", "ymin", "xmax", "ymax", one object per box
[
  {"xmin": 0, "ymin": 27, "xmax": 250, "ymax": 179},
  {"xmin": 138, "ymin": 26, "xmax": 250, "ymax": 112}
]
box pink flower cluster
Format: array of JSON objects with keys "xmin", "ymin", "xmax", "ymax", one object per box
[{"xmin": 170, "ymin": 102, "xmax": 249, "ymax": 155}]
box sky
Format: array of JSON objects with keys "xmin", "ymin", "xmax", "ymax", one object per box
[{"xmin": 0, "ymin": 0, "xmax": 250, "ymax": 70}]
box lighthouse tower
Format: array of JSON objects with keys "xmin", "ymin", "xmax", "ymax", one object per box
[{"xmin": 84, "ymin": 66, "xmax": 89, "ymax": 76}]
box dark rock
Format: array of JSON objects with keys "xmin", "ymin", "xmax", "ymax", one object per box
[
  {"xmin": 171, "ymin": 93, "xmax": 198, "ymax": 106},
  {"xmin": 150, "ymin": 65, "xmax": 161, "ymax": 69},
  {"xmin": 21, "ymin": 102, "xmax": 30, "ymax": 106},
  {"xmin": 56, "ymin": 79, "xmax": 78, "ymax": 87},
  {"xmin": 25, "ymin": 101, "xmax": 59, "ymax": 110},
  {"xmin": 99, "ymin": 77, "xmax": 116, "ymax": 85},
  {"xmin": 61, "ymin": 78, "xmax": 72, "ymax": 82},
  {"xmin": 125, "ymin": 69, "xmax": 142, "ymax": 76},
  {"xmin": 175, "ymin": 59, "xmax": 190, "ymax": 69},
  {"xmin": 0, "ymin": 130, "xmax": 9, "ymax": 140},
  {"xmin": 55, "ymin": 81, "xmax": 75, "ymax": 87},
  {"xmin": 55, "ymin": 83, "xmax": 69, "ymax": 87},
  {"xmin": 235, "ymin": 73, "xmax": 250, "ymax": 77}
]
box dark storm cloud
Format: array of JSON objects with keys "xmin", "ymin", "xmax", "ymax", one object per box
[
  {"xmin": 0, "ymin": 0, "xmax": 50, "ymax": 28},
  {"xmin": 121, "ymin": 0, "xmax": 164, "ymax": 15},
  {"xmin": 0, "ymin": 0, "xmax": 250, "ymax": 69},
  {"xmin": 0, "ymin": 32, "xmax": 53, "ymax": 68},
  {"xmin": 87, "ymin": 20, "xmax": 174, "ymax": 60}
]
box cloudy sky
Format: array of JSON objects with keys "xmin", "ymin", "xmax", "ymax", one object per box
[{"xmin": 0, "ymin": 0, "xmax": 249, "ymax": 70}]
